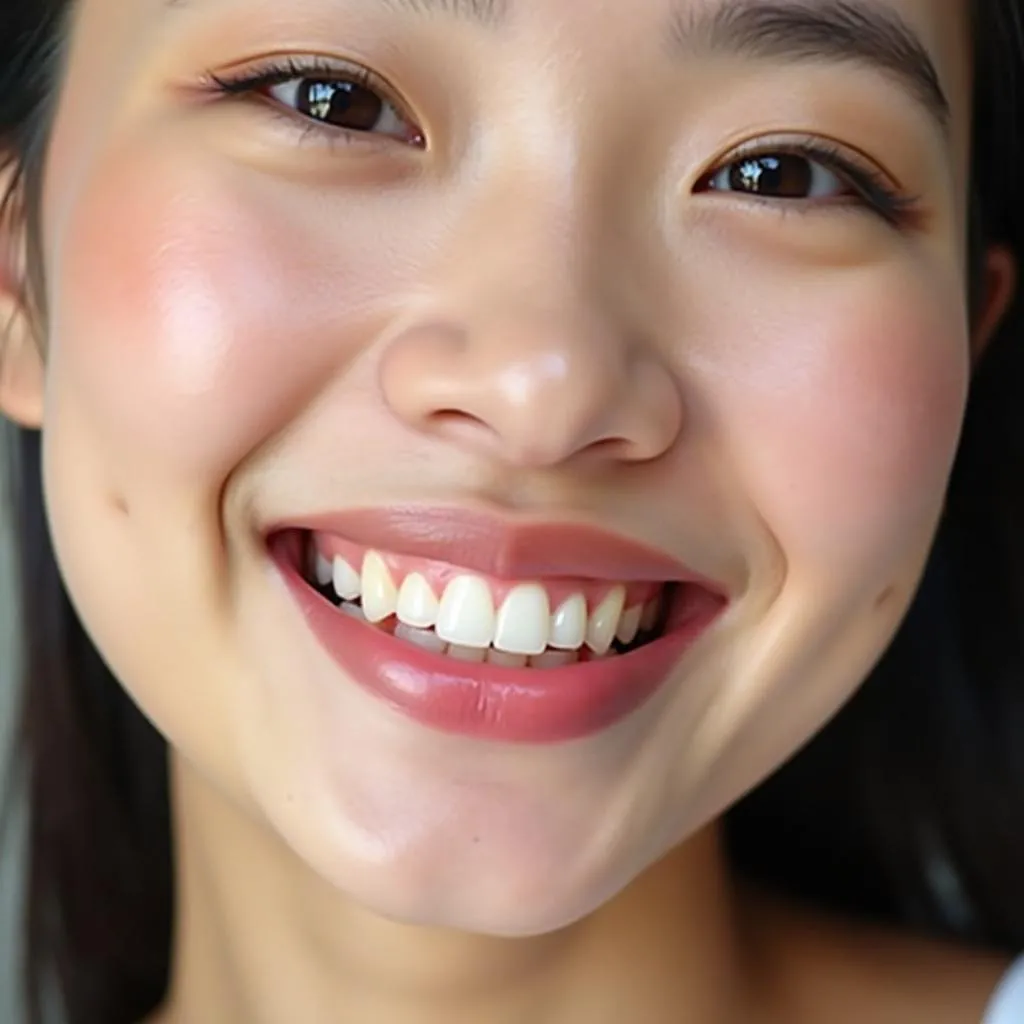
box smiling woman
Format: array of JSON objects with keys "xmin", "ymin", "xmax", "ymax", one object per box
[{"xmin": 1, "ymin": 1, "xmax": 1023, "ymax": 1023}]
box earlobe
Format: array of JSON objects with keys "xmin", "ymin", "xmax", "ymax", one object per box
[
  {"xmin": 0, "ymin": 173, "xmax": 44, "ymax": 429},
  {"xmin": 0, "ymin": 295, "xmax": 44, "ymax": 429},
  {"xmin": 970, "ymin": 245, "xmax": 1018, "ymax": 366},
  {"xmin": 0, "ymin": 220, "xmax": 43, "ymax": 428}
]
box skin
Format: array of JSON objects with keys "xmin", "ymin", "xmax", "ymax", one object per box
[{"xmin": 0, "ymin": 0, "xmax": 1018, "ymax": 1020}]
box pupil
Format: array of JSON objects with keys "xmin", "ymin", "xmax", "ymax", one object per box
[
  {"xmin": 298, "ymin": 80, "xmax": 383, "ymax": 131},
  {"xmin": 729, "ymin": 155, "xmax": 811, "ymax": 198}
]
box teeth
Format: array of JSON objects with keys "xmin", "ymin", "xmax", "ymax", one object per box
[
  {"xmin": 395, "ymin": 572, "xmax": 439, "ymax": 629},
  {"xmin": 615, "ymin": 605, "xmax": 643, "ymax": 646},
  {"xmin": 586, "ymin": 585, "xmax": 626, "ymax": 656},
  {"xmin": 640, "ymin": 597, "xmax": 661, "ymax": 632},
  {"xmin": 313, "ymin": 544, "xmax": 666, "ymax": 664},
  {"xmin": 360, "ymin": 551, "xmax": 397, "ymax": 623},
  {"xmin": 549, "ymin": 594, "xmax": 587, "ymax": 650},
  {"xmin": 315, "ymin": 552, "xmax": 334, "ymax": 587},
  {"xmin": 529, "ymin": 649, "xmax": 579, "ymax": 669},
  {"xmin": 394, "ymin": 622, "xmax": 447, "ymax": 653},
  {"xmin": 332, "ymin": 556, "xmax": 361, "ymax": 601},
  {"xmin": 487, "ymin": 649, "xmax": 528, "ymax": 667},
  {"xmin": 493, "ymin": 584, "xmax": 550, "ymax": 655},
  {"xmin": 447, "ymin": 644, "xmax": 487, "ymax": 663},
  {"xmin": 435, "ymin": 575, "xmax": 495, "ymax": 649}
]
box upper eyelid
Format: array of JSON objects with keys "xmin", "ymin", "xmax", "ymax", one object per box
[
  {"xmin": 711, "ymin": 135, "xmax": 899, "ymax": 187},
  {"xmin": 208, "ymin": 56, "xmax": 410, "ymax": 112},
  {"xmin": 693, "ymin": 136, "xmax": 924, "ymax": 228},
  {"xmin": 203, "ymin": 55, "xmax": 428, "ymax": 146}
]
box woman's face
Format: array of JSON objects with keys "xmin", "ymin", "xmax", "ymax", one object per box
[{"xmin": 7, "ymin": 0, "xmax": 993, "ymax": 932}]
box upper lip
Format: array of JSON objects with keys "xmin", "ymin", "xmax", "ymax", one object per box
[{"xmin": 271, "ymin": 505, "xmax": 727, "ymax": 592}]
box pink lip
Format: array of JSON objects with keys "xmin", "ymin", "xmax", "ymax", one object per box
[{"xmin": 267, "ymin": 509, "xmax": 728, "ymax": 744}]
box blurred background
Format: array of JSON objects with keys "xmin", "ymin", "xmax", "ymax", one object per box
[{"xmin": 1, "ymin": 442, "xmax": 26, "ymax": 1022}]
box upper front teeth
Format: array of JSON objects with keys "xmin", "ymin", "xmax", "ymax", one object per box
[
  {"xmin": 435, "ymin": 575, "xmax": 495, "ymax": 649},
  {"xmin": 493, "ymin": 584, "xmax": 550, "ymax": 656},
  {"xmin": 317, "ymin": 551, "xmax": 656, "ymax": 655}
]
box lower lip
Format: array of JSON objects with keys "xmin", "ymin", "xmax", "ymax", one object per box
[{"xmin": 272, "ymin": 538, "xmax": 724, "ymax": 744}]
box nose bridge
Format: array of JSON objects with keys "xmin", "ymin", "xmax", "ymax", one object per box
[
  {"xmin": 441, "ymin": 154, "xmax": 601, "ymax": 307},
  {"xmin": 378, "ymin": 164, "xmax": 684, "ymax": 469}
]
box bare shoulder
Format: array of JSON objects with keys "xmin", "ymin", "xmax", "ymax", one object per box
[{"xmin": 742, "ymin": 888, "xmax": 1011, "ymax": 1024}]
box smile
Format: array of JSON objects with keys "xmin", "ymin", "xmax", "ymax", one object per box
[
  {"xmin": 304, "ymin": 534, "xmax": 669, "ymax": 666},
  {"xmin": 270, "ymin": 508, "xmax": 728, "ymax": 743}
]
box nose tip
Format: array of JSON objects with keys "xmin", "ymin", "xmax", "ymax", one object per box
[{"xmin": 378, "ymin": 309, "xmax": 683, "ymax": 469}]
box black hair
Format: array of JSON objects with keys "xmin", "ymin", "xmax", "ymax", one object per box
[{"xmin": 1, "ymin": 2, "xmax": 1023, "ymax": 1023}]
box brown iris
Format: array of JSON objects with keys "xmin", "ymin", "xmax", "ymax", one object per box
[
  {"xmin": 727, "ymin": 154, "xmax": 814, "ymax": 198},
  {"xmin": 296, "ymin": 80, "xmax": 384, "ymax": 132}
]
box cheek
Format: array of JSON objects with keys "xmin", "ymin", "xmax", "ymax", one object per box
[
  {"xmin": 44, "ymin": 145, "xmax": 387, "ymax": 485},
  {"xmin": 708, "ymin": 268, "xmax": 967, "ymax": 581}
]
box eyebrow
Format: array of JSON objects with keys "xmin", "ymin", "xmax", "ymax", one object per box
[
  {"xmin": 164, "ymin": 0, "xmax": 950, "ymax": 131},
  {"xmin": 376, "ymin": 0, "xmax": 505, "ymax": 26},
  {"xmin": 671, "ymin": 0, "xmax": 950, "ymax": 133},
  {"xmin": 164, "ymin": 0, "xmax": 507, "ymax": 24}
]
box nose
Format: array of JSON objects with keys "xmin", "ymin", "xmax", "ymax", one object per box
[{"xmin": 378, "ymin": 215, "xmax": 683, "ymax": 470}]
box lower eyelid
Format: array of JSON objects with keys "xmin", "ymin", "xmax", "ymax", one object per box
[{"xmin": 222, "ymin": 96, "xmax": 365, "ymax": 152}]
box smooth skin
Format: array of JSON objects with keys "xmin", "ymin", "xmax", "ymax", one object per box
[{"xmin": 0, "ymin": 0, "xmax": 1017, "ymax": 1021}]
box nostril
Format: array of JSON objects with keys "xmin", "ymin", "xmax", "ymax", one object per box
[
  {"xmin": 378, "ymin": 311, "xmax": 683, "ymax": 467},
  {"xmin": 425, "ymin": 408, "xmax": 496, "ymax": 436},
  {"xmin": 579, "ymin": 437, "xmax": 636, "ymax": 461},
  {"xmin": 429, "ymin": 409, "xmax": 487, "ymax": 427},
  {"xmin": 419, "ymin": 408, "xmax": 512, "ymax": 456},
  {"xmin": 424, "ymin": 408, "xmax": 640, "ymax": 468}
]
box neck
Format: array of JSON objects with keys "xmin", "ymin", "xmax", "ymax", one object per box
[{"xmin": 155, "ymin": 755, "xmax": 759, "ymax": 1024}]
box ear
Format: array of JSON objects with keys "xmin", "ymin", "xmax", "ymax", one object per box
[
  {"xmin": 970, "ymin": 245, "xmax": 1017, "ymax": 367},
  {"xmin": 0, "ymin": 175, "xmax": 44, "ymax": 429}
]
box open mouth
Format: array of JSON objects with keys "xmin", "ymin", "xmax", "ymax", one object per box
[
  {"xmin": 288, "ymin": 529, "xmax": 679, "ymax": 670},
  {"xmin": 271, "ymin": 513, "xmax": 727, "ymax": 742}
]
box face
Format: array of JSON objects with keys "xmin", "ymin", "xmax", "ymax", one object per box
[{"xmin": 5, "ymin": 0, "xmax": 993, "ymax": 934}]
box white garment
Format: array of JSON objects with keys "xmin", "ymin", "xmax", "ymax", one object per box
[{"xmin": 984, "ymin": 954, "xmax": 1024, "ymax": 1023}]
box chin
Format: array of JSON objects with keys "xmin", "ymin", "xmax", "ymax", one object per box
[{"xmin": 255, "ymin": 765, "xmax": 646, "ymax": 938}]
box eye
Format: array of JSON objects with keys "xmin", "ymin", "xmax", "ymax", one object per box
[
  {"xmin": 700, "ymin": 152, "xmax": 849, "ymax": 201},
  {"xmin": 693, "ymin": 141, "xmax": 918, "ymax": 226},
  {"xmin": 206, "ymin": 59, "xmax": 426, "ymax": 147},
  {"xmin": 267, "ymin": 76, "xmax": 418, "ymax": 142}
]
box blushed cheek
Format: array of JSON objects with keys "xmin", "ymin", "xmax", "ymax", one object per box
[
  {"xmin": 718, "ymin": 276, "xmax": 968, "ymax": 581},
  {"xmin": 44, "ymin": 144, "xmax": 379, "ymax": 487}
]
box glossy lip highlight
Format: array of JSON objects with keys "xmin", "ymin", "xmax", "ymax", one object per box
[{"xmin": 267, "ymin": 509, "xmax": 729, "ymax": 744}]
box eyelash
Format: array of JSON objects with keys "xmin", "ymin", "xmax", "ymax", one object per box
[
  {"xmin": 705, "ymin": 139, "xmax": 920, "ymax": 227},
  {"xmin": 201, "ymin": 55, "xmax": 418, "ymax": 148},
  {"xmin": 201, "ymin": 57, "xmax": 921, "ymax": 226}
]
